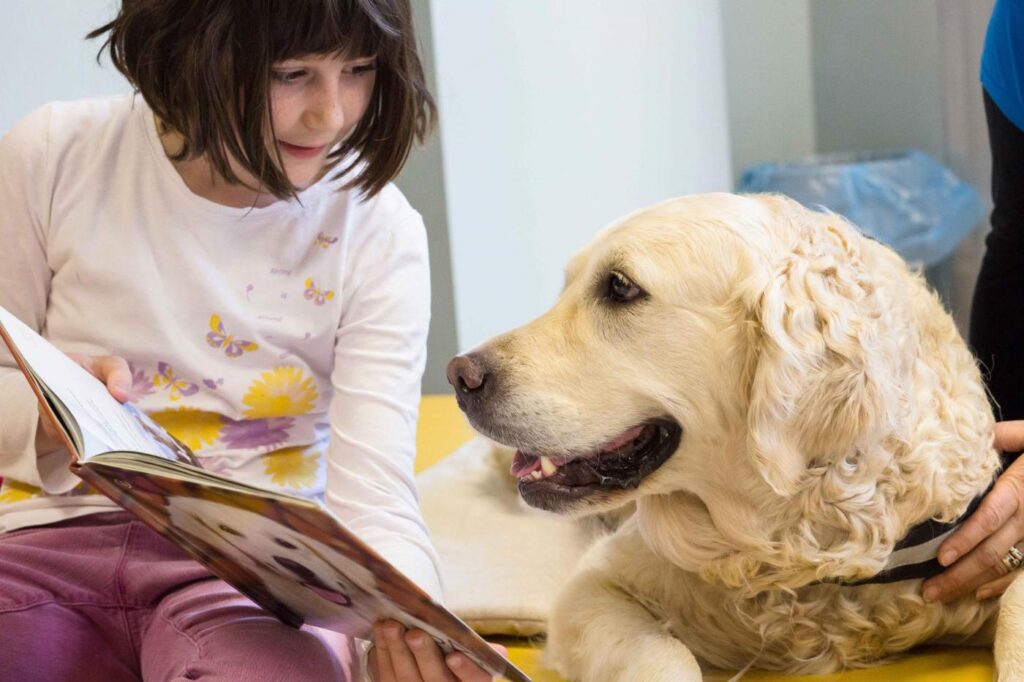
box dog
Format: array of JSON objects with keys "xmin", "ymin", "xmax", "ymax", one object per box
[{"xmin": 446, "ymin": 193, "xmax": 1023, "ymax": 680}]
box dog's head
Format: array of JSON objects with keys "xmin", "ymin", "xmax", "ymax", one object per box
[{"xmin": 448, "ymin": 194, "xmax": 990, "ymax": 545}]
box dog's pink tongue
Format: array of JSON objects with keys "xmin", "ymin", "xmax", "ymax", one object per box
[
  {"xmin": 599, "ymin": 425, "xmax": 646, "ymax": 452},
  {"xmin": 511, "ymin": 451, "xmax": 541, "ymax": 478}
]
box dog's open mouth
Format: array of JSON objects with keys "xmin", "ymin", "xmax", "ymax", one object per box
[{"xmin": 511, "ymin": 419, "xmax": 682, "ymax": 506}]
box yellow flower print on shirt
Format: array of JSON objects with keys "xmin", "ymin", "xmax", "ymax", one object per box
[
  {"xmin": 243, "ymin": 366, "xmax": 318, "ymax": 419},
  {"xmin": 149, "ymin": 407, "xmax": 224, "ymax": 452},
  {"xmin": 262, "ymin": 445, "xmax": 320, "ymax": 488},
  {"xmin": 0, "ymin": 480, "xmax": 42, "ymax": 504}
]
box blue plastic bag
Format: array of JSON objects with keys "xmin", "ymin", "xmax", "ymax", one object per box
[{"xmin": 738, "ymin": 150, "xmax": 983, "ymax": 267}]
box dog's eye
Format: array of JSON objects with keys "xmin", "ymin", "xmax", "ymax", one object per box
[{"xmin": 606, "ymin": 271, "xmax": 643, "ymax": 303}]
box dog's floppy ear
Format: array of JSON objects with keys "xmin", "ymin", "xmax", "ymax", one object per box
[{"xmin": 744, "ymin": 200, "xmax": 902, "ymax": 496}]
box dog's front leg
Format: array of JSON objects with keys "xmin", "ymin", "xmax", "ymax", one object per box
[
  {"xmin": 995, "ymin": 574, "xmax": 1024, "ymax": 680},
  {"xmin": 545, "ymin": 564, "xmax": 703, "ymax": 682}
]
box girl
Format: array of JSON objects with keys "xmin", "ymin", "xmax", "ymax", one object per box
[{"xmin": 0, "ymin": 1, "xmax": 496, "ymax": 680}]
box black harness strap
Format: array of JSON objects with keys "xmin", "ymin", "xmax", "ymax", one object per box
[{"xmin": 823, "ymin": 477, "xmax": 996, "ymax": 587}]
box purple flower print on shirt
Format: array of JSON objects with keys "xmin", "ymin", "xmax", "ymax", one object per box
[
  {"xmin": 123, "ymin": 363, "xmax": 156, "ymax": 403},
  {"xmin": 220, "ymin": 416, "xmax": 294, "ymax": 450}
]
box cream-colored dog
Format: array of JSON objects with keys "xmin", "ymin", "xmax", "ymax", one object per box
[{"xmin": 446, "ymin": 193, "xmax": 1024, "ymax": 680}]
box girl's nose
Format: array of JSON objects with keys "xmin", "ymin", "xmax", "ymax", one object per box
[{"xmin": 305, "ymin": 85, "xmax": 345, "ymax": 132}]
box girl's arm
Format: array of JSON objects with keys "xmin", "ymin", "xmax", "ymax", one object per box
[
  {"xmin": 324, "ymin": 212, "xmax": 443, "ymax": 601},
  {"xmin": 0, "ymin": 104, "xmax": 75, "ymax": 492}
]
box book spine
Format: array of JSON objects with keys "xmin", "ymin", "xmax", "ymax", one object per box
[{"xmin": 0, "ymin": 324, "xmax": 79, "ymax": 464}]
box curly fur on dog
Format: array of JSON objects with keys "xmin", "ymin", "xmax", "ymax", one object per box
[{"xmin": 452, "ymin": 193, "xmax": 1019, "ymax": 680}]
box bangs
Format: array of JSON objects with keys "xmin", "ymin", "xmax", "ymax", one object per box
[
  {"xmin": 91, "ymin": 0, "xmax": 435, "ymax": 200},
  {"xmin": 268, "ymin": 0, "xmax": 395, "ymax": 62}
]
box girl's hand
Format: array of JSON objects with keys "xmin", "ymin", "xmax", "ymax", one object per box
[
  {"xmin": 36, "ymin": 353, "xmax": 132, "ymax": 452},
  {"xmin": 368, "ymin": 620, "xmax": 507, "ymax": 682},
  {"xmin": 922, "ymin": 420, "xmax": 1024, "ymax": 603}
]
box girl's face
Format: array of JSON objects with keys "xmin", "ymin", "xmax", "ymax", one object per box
[{"xmin": 268, "ymin": 52, "xmax": 378, "ymax": 189}]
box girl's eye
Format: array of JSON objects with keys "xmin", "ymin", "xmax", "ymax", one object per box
[
  {"xmin": 272, "ymin": 69, "xmax": 307, "ymax": 84},
  {"xmin": 606, "ymin": 272, "xmax": 643, "ymax": 303},
  {"xmin": 344, "ymin": 62, "xmax": 378, "ymax": 77}
]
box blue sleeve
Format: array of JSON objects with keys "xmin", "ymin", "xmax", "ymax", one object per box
[{"xmin": 982, "ymin": 0, "xmax": 1024, "ymax": 132}]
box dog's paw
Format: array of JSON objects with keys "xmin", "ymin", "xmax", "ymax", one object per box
[
  {"xmin": 545, "ymin": 633, "xmax": 703, "ymax": 682},
  {"xmin": 995, "ymin": 575, "xmax": 1024, "ymax": 681},
  {"xmin": 618, "ymin": 656, "xmax": 704, "ymax": 682}
]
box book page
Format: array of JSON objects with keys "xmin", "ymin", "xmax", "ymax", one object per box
[{"xmin": 0, "ymin": 306, "xmax": 194, "ymax": 464}]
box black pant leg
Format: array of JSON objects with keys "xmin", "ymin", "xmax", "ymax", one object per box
[{"xmin": 969, "ymin": 89, "xmax": 1024, "ymax": 421}]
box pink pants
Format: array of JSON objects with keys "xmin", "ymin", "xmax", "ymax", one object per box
[{"xmin": 0, "ymin": 512, "xmax": 356, "ymax": 681}]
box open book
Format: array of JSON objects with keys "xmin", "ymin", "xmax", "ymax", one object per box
[{"xmin": 0, "ymin": 306, "xmax": 530, "ymax": 682}]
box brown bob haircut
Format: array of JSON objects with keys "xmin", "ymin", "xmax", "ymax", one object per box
[{"xmin": 88, "ymin": 0, "xmax": 436, "ymax": 199}]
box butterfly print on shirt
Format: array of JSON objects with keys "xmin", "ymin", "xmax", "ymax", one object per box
[
  {"xmin": 153, "ymin": 362, "xmax": 200, "ymax": 401},
  {"xmin": 206, "ymin": 314, "xmax": 259, "ymax": 358},
  {"xmin": 313, "ymin": 232, "xmax": 338, "ymax": 250},
  {"xmin": 303, "ymin": 278, "xmax": 335, "ymax": 306}
]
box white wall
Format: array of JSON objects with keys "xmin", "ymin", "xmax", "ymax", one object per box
[
  {"xmin": 808, "ymin": 0, "xmax": 989, "ymax": 329},
  {"xmin": 938, "ymin": 0, "xmax": 995, "ymax": 331},
  {"xmin": 811, "ymin": 0, "xmax": 946, "ymax": 158},
  {"xmin": 0, "ymin": 1, "xmax": 128, "ymax": 133},
  {"xmin": 429, "ymin": 0, "xmax": 733, "ymax": 350},
  {"xmin": 721, "ymin": 0, "xmax": 816, "ymax": 184},
  {"xmin": 396, "ymin": 0, "xmax": 459, "ymax": 392}
]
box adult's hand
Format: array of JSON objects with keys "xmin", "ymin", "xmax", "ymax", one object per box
[{"xmin": 922, "ymin": 420, "xmax": 1024, "ymax": 603}]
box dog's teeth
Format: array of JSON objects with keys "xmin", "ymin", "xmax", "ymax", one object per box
[
  {"xmin": 540, "ymin": 456, "xmax": 558, "ymax": 476},
  {"xmin": 530, "ymin": 470, "xmax": 544, "ymax": 480}
]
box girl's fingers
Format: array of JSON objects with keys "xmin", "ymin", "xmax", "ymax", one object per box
[
  {"xmin": 404, "ymin": 629, "xmax": 457, "ymax": 681},
  {"xmin": 372, "ymin": 624, "xmax": 397, "ymax": 682},
  {"xmin": 447, "ymin": 641, "xmax": 507, "ymax": 681},
  {"xmin": 366, "ymin": 644, "xmax": 380, "ymax": 682},
  {"xmin": 93, "ymin": 355, "xmax": 132, "ymax": 401},
  {"xmin": 68, "ymin": 353, "xmax": 132, "ymax": 402},
  {"xmin": 446, "ymin": 652, "xmax": 492, "ymax": 682},
  {"xmin": 67, "ymin": 352, "xmax": 89, "ymax": 372},
  {"xmin": 379, "ymin": 622, "xmax": 425, "ymax": 681}
]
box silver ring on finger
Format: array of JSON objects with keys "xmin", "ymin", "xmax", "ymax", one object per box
[{"xmin": 1001, "ymin": 545, "xmax": 1024, "ymax": 572}]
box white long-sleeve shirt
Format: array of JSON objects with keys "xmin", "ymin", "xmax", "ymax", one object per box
[{"xmin": 0, "ymin": 94, "xmax": 442, "ymax": 601}]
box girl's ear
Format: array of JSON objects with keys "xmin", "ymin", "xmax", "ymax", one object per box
[{"xmin": 744, "ymin": 202, "xmax": 901, "ymax": 496}]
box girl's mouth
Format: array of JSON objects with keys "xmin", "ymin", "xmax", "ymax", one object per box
[{"xmin": 278, "ymin": 141, "xmax": 327, "ymax": 159}]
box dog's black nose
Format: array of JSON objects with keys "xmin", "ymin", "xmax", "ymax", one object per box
[{"xmin": 447, "ymin": 354, "xmax": 488, "ymax": 395}]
